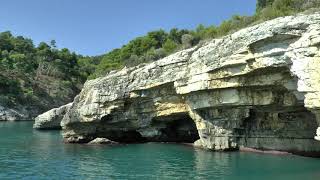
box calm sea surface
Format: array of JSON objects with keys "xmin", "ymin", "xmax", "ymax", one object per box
[{"xmin": 0, "ymin": 121, "xmax": 319, "ymax": 179}]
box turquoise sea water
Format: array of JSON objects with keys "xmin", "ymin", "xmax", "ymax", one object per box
[{"xmin": 0, "ymin": 121, "xmax": 319, "ymax": 180}]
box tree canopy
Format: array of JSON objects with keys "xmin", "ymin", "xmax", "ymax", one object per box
[{"xmin": 0, "ymin": 31, "xmax": 85, "ymax": 108}]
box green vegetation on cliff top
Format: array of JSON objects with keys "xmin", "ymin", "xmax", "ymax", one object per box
[
  {"xmin": 0, "ymin": 33, "xmax": 84, "ymax": 110},
  {"xmin": 90, "ymin": 0, "xmax": 320, "ymax": 78},
  {"xmin": 1, "ymin": 0, "xmax": 319, "ymax": 111}
]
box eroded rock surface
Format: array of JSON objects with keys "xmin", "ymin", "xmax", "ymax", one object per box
[
  {"xmin": 62, "ymin": 13, "xmax": 320, "ymax": 156},
  {"xmin": 34, "ymin": 103, "xmax": 72, "ymax": 130},
  {"xmin": 88, "ymin": 138, "xmax": 118, "ymax": 145},
  {"xmin": 0, "ymin": 106, "xmax": 32, "ymax": 121}
]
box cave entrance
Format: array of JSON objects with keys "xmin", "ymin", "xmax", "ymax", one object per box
[
  {"xmin": 97, "ymin": 115, "xmax": 147, "ymax": 143},
  {"xmin": 153, "ymin": 114, "xmax": 200, "ymax": 143},
  {"xmin": 98, "ymin": 113, "xmax": 200, "ymax": 143},
  {"xmin": 101, "ymin": 130, "xmax": 146, "ymax": 143}
]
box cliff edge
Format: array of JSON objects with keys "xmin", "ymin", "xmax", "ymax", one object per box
[{"xmin": 61, "ymin": 13, "xmax": 320, "ymax": 156}]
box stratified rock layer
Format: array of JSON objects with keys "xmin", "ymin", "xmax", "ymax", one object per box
[
  {"xmin": 62, "ymin": 13, "xmax": 320, "ymax": 156},
  {"xmin": 34, "ymin": 103, "xmax": 72, "ymax": 129}
]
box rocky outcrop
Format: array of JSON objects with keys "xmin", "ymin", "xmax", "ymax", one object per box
[
  {"xmin": 33, "ymin": 103, "xmax": 72, "ymax": 130},
  {"xmin": 62, "ymin": 13, "xmax": 320, "ymax": 156},
  {"xmin": 0, "ymin": 105, "xmax": 33, "ymax": 121},
  {"xmin": 88, "ymin": 138, "xmax": 118, "ymax": 145}
]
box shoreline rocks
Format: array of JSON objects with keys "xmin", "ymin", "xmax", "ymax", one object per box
[
  {"xmin": 239, "ymin": 147, "xmax": 292, "ymax": 155},
  {"xmin": 33, "ymin": 103, "xmax": 72, "ymax": 130},
  {"xmin": 0, "ymin": 105, "xmax": 34, "ymax": 121},
  {"xmin": 88, "ymin": 138, "xmax": 118, "ymax": 145}
]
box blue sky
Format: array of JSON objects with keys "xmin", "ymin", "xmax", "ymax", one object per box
[{"xmin": 0, "ymin": 0, "xmax": 256, "ymax": 56}]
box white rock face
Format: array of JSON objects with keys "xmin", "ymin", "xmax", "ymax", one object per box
[
  {"xmin": 33, "ymin": 103, "xmax": 72, "ymax": 129},
  {"xmin": 0, "ymin": 106, "xmax": 30, "ymax": 121},
  {"xmin": 62, "ymin": 13, "xmax": 320, "ymax": 155},
  {"xmin": 316, "ymin": 127, "xmax": 320, "ymax": 141},
  {"xmin": 88, "ymin": 138, "xmax": 118, "ymax": 145}
]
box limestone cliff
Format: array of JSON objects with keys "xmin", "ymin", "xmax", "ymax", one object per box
[{"xmin": 61, "ymin": 13, "xmax": 320, "ymax": 156}]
